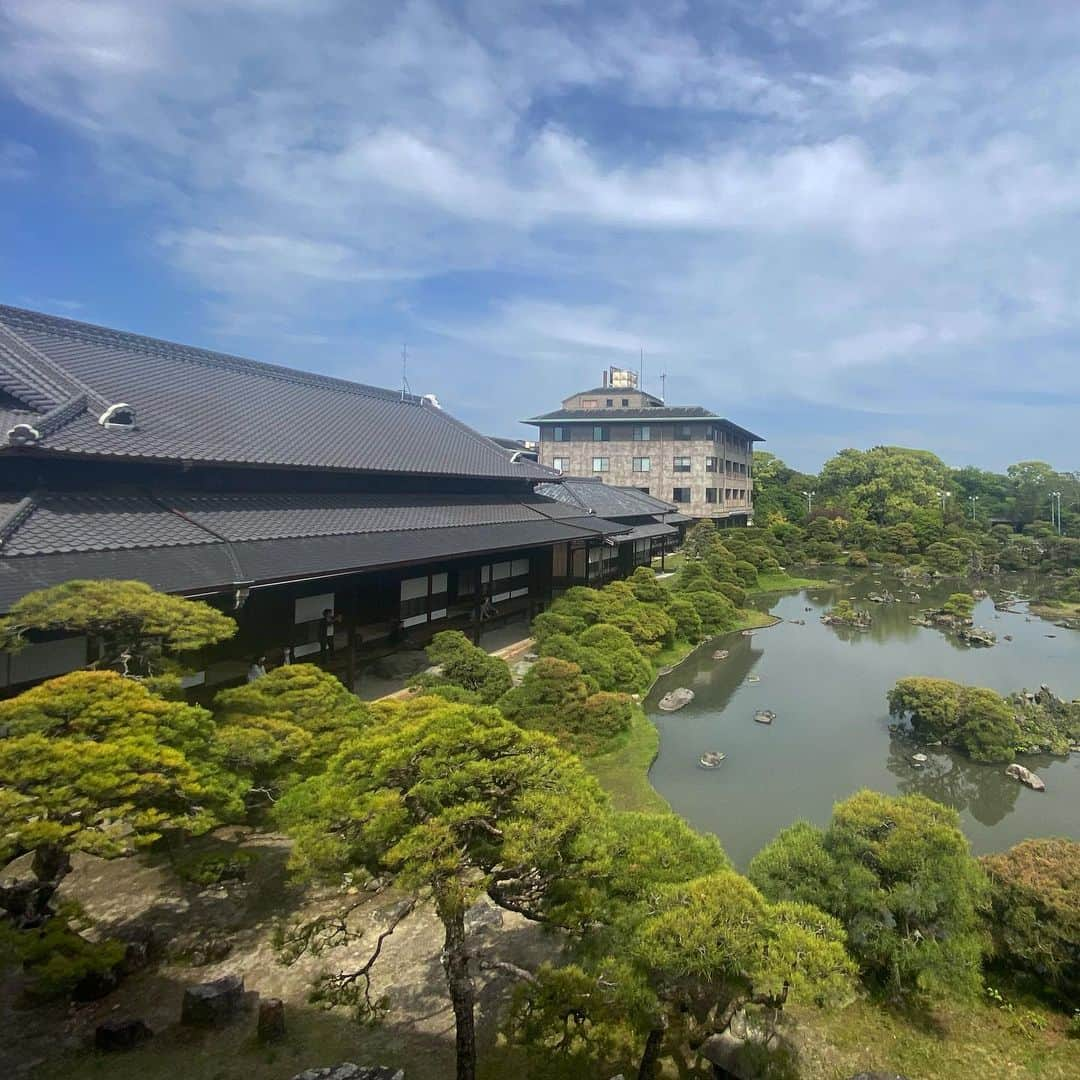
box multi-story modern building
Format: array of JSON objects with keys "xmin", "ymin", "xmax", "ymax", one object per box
[{"xmin": 524, "ymin": 371, "xmax": 763, "ymax": 524}]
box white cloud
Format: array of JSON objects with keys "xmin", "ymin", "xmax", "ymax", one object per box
[{"xmin": 4, "ymin": 0, "xmax": 1080, "ymax": 466}]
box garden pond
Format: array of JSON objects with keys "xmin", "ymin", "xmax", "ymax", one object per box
[{"xmin": 647, "ymin": 571, "xmax": 1080, "ymax": 867}]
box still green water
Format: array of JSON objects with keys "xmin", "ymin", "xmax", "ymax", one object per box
[{"xmin": 647, "ymin": 572, "xmax": 1080, "ymax": 868}]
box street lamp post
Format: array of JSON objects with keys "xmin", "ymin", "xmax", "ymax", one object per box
[
  {"xmin": 938, "ymin": 489, "xmax": 951, "ymax": 514},
  {"xmin": 802, "ymin": 490, "xmax": 815, "ymax": 515},
  {"xmin": 1050, "ymin": 491, "xmax": 1062, "ymax": 534},
  {"xmin": 969, "ymin": 494, "xmax": 979, "ymax": 522}
]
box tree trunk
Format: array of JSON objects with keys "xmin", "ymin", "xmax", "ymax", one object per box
[
  {"xmin": 439, "ymin": 901, "xmax": 477, "ymax": 1080},
  {"xmin": 637, "ymin": 1021, "xmax": 666, "ymax": 1080}
]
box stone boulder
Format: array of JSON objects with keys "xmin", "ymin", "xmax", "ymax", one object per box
[
  {"xmin": 1005, "ymin": 763, "xmax": 1046, "ymax": 791},
  {"xmin": 94, "ymin": 1018, "xmax": 152, "ymax": 1052},
  {"xmin": 290, "ymin": 1068, "xmax": 404, "ymax": 1080},
  {"xmin": 180, "ymin": 975, "xmax": 245, "ymax": 1026},
  {"xmin": 658, "ymin": 687, "xmax": 694, "ymax": 712}
]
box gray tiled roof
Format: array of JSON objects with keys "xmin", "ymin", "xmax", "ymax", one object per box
[
  {"xmin": 534, "ymin": 478, "xmax": 677, "ymax": 520},
  {"xmin": 0, "ymin": 305, "xmax": 555, "ymax": 480},
  {"xmin": 0, "ymin": 490, "xmax": 626, "ymax": 610},
  {"xmin": 616, "ymin": 521, "xmax": 678, "ymax": 542}
]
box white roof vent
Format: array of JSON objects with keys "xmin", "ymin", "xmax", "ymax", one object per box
[
  {"xmin": 6, "ymin": 422, "xmax": 41, "ymax": 447},
  {"xmin": 421, "ymin": 393, "xmax": 441, "ymax": 409},
  {"xmin": 98, "ymin": 403, "xmax": 136, "ymax": 428}
]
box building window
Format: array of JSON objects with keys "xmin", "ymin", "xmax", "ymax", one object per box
[
  {"xmin": 582, "ymin": 398, "xmax": 598, "ymax": 409},
  {"xmin": 632, "ymin": 424, "xmax": 651, "ymax": 441},
  {"xmin": 673, "ymin": 487, "xmax": 691, "ymax": 503},
  {"xmin": 592, "ymin": 457, "xmax": 609, "ymax": 472},
  {"xmin": 622, "ymin": 397, "xmax": 630, "ymax": 407},
  {"xmin": 592, "ymin": 424, "xmax": 610, "ymax": 442},
  {"xmin": 675, "ymin": 423, "xmax": 694, "ymax": 440},
  {"xmin": 552, "ymin": 456, "xmax": 569, "ymax": 472},
  {"xmin": 725, "ymin": 488, "xmax": 732, "ymax": 500},
  {"xmin": 552, "ymin": 426, "xmax": 570, "ymax": 442},
  {"xmin": 636, "ymin": 486, "xmax": 650, "ymax": 495},
  {"xmin": 673, "ymin": 456, "xmax": 691, "ymax": 473},
  {"xmin": 632, "ymin": 456, "xmax": 651, "ymax": 472},
  {"xmin": 705, "ymin": 456, "xmax": 718, "ymax": 472},
  {"xmin": 605, "ymin": 398, "xmax": 613, "ymax": 407},
  {"xmin": 706, "ymin": 488, "xmax": 719, "ymax": 503}
]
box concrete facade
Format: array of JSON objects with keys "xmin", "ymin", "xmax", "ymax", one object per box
[{"xmin": 536, "ymin": 419, "xmax": 754, "ymax": 521}]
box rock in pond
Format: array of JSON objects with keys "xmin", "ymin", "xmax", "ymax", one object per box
[
  {"xmin": 712, "ymin": 649, "xmax": 729, "ymax": 660},
  {"xmin": 699, "ymin": 751, "xmax": 725, "ymax": 768},
  {"xmin": 911, "ymin": 753, "xmax": 928, "ymax": 765},
  {"xmin": 181, "ymin": 975, "xmax": 245, "ymax": 1026},
  {"xmin": 1005, "ymin": 763, "xmax": 1046, "ymax": 791},
  {"xmin": 94, "ymin": 1018, "xmax": 152, "ymax": 1052},
  {"xmin": 658, "ymin": 687, "xmax": 694, "ymax": 712},
  {"xmin": 753, "ymin": 709, "xmax": 775, "ymax": 725},
  {"xmin": 291, "ymin": 1068, "xmax": 404, "ymax": 1080}
]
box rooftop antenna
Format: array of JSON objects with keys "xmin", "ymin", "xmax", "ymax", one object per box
[
  {"xmin": 400, "ymin": 344, "xmax": 412, "ymax": 401},
  {"xmin": 660, "ymin": 371, "xmax": 667, "ymax": 402},
  {"xmin": 639, "ymin": 345, "xmax": 645, "ymax": 394}
]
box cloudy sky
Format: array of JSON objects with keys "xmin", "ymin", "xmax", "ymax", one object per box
[{"xmin": 1, "ymin": 0, "xmax": 1078, "ymax": 472}]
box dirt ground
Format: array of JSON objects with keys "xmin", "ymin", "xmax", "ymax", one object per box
[{"xmin": 1, "ymin": 831, "xmax": 557, "ymax": 1080}]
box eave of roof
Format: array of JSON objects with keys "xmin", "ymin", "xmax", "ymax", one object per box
[{"xmin": 523, "ymin": 408, "xmax": 764, "ymax": 441}]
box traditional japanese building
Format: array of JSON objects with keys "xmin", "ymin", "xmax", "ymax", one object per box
[
  {"xmin": 524, "ymin": 372, "xmax": 763, "ymax": 524},
  {"xmin": 0, "ymin": 305, "xmax": 628, "ymax": 693}
]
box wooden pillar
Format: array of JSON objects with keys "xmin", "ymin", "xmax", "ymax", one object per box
[
  {"xmin": 346, "ymin": 580, "xmax": 358, "ymax": 692},
  {"xmin": 472, "ymin": 561, "xmax": 483, "ymax": 645}
]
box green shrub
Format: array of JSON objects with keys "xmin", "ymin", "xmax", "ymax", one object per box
[
  {"xmin": 627, "ymin": 566, "xmax": 667, "ymax": 604},
  {"xmin": 750, "ymin": 791, "xmax": 988, "ymax": 999},
  {"xmin": 538, "ymin": 632, "xmax": 616, "ymax": 692},
  {"xmin": 848, "ymin": 550, "xmax": 869, "ymax": 568},
  {"xmin": 716, "ymin": 582, "xmax": 746, "ymax": 607},
  {"xmin": 734, "ymin": 559, "xmax": 759, "ymax": 587},
  {"xmin": 416, "ymin": 630, "xmax": 512, "ymax": 703},
  {"xmin": 577, "ymin": 624, "xmax": 653, "ymax": 693},
  {"xmin": 685, "ymin": 590, "xmax": 737, "ymax": 635},
  {"xmin": 2, "ymin": 904, "xmax": 125, "ymax": 1002},
  {"xmin": 982, "ymin": 838, "xmax": 1080, "ymax": 1006},
  {"xmin": 665, "ymin": 595, "xmax": 704, "ymax": 641},
  {"xmin": 531, "ymin": 611, "xmax": 588, "ymax": 644}
]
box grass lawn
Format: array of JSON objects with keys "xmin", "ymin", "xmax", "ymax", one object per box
[
  {"xmin": 1029, "ymin": 598, "xmax": 1080, "ymax": 620},
  {"xmin": 752, "ymin": 570, "xmax": 833, "ymax": 593},
  {"xmin": 794, "ymin": 992, "xmax": 1080, "ymax": 1080}
]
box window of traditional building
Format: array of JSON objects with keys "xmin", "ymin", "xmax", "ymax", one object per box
[
  {"xmin": 592, "ymin": 457, "xmax": 610, "ymax": 472},
  {"xmin": 673, "ymin": 486, "xmax": 691, "ymax": 503},
  {"xmin": 673, "ymin": 456, "xmax": 691, "ymax": 473},
  {"xmin": 606, "ymin": 398, "xmax": 613, "ymax": 407},
  {"xmin": 632, "ymin": 456, "xmax": 651, "ymax": 472},
  {"xmin": 622, "ymin": 398, "xmax": 630, "ymax": 407}
]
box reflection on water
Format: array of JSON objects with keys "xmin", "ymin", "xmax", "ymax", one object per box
[{"xmin": 647, "ymin": 571, "xmax": 1080, "ymax": 868}]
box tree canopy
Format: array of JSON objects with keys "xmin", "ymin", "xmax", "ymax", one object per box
[
  {"xmin": 0, "ymin": 579, "xmax": 236, "ymax": 679},
  {"xmin": 749, "ymin": 790, "xmax": 988, "ymax": 999},
  {"xmin": 276, "ymin": 694, "xmax": 607, "ymax": 1080}
]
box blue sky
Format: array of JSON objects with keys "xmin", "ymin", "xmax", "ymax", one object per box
[{"xmin": 2, "ymin": 0, "xmax": 1079, "ymax": 472}]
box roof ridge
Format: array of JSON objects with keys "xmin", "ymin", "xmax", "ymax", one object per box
[
  {"xmin": 0, "ymin": 492, "xmax": 38, "ymax": 548},
  {"xmin": 0, "ymin": 304, "xmax": 423, "ymax": 406},
  {"xmin": 0, "ymin": 319, "xmax": 109, "ymax": 413}
]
